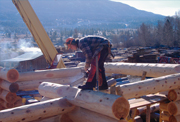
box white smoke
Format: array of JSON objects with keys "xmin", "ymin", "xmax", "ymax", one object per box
[{"xmin": 17, "ymin": 39, "xmax": 41, "ymax": 52}]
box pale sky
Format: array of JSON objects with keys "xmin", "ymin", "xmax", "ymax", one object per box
[{"xmin": 110, "ymin": 0, "xmax": 180, "ymax": 16}]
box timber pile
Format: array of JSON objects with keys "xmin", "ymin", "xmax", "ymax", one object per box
[
  {"xmin": 0, "ymin": 67, "xmax": 85, "ymax": 111},
  {"xmin": 0, "ymin": 67, "xmax": 22, "ymax": 110},
  {"xmin": 1, "ymin": 62, "xmax": 180, "ymax": 121}
]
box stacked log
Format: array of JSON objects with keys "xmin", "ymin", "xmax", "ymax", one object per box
[
  {"xmin": 0, "ymin": 68, "xmax": 20, "ymax": 110},
  {"xmin": 164, "ymin": 88, "xmax": 180, "ymax": 122},
  {"xmin": 116, "ymin": 73, "xmax": 180, "ymax": 99},
  {"xmin": 38, "ymin": 82, "xmax": 130, "ymax": 121},
  {"xmin": 0, "ymin": 97, "xmax": 75, "ymax": 122},
  {"xmin": 104, "ymin": 62, "xmax": 180, "ymax": 78},
  {"xmin": 0, "ymin": 67, "xmax": 85, "ymax": 111}
]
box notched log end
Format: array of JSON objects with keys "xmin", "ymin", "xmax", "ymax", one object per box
[
  {"xmin": 168, "ymin": 102, "xmax": 177, "ymax": 115},
  {"xmin": 7, "ymin": 69, "xmax": 19, "ymax": 83},
  {"xmin": 169, "ymin": 115, "xmax": 177, "ymax": 122},
  {"xmin": 168, "ymin": 90, "xmax": 177, "ymax": 101},
  {"xmin": 112, "ymin": 97, "xmax": 130, "ymax": 119}
]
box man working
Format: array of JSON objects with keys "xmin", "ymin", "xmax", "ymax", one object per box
[{"xmin": 65, "ymin": 35, "xmax": 112, "ymax": 90}]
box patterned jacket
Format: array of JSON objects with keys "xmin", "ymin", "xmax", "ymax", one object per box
[{"xmin": 77, "ymin": 35, "xmax": 111, "ymax": 64}]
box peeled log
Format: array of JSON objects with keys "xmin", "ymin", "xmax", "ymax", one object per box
[
  {"xmin": 167, "ymin": 100, "xmax": 180, "ymax": 116},
  {"xmin": 116, "ymin": 73, "xmax": 180, "ymax": 99},
  {"xmin": 62, "ymin": 107, "xmax": 127, "ymax": 122},
  {"xmin": 31, "ymin": 115, "xmax": 61, "ymax": 122},
  {"xmin": 0, "ymin": 97, "xmax": 75, "ymax": 122},
  {"xmin": 38, "ymin": 82, "xmax": 130, "ymax": 120},
  {"xmin": 14, "ymin": 96, "xmax": 23, "ymax": 107},
  {"xmin": 0, "ymin": 80, "xmax": 19, "ymax": 93},
  {"xmin": 136, "ymin": 103, "xmax": 159, "ymax": 116},
  {"xmin": 0, "ymin": 90, "xmax": 17, "ymax": 103},
  {"xmin": 168, "ymin": 88, "xmax": 180, "ymax": 101},
  {"xmin": 18, "ymin": 67, "xmax": 83, "ymax": 81},
  {"xmin": 0, "ymin": 98, "xmax": 14, "ymax": 108},
  {"xmin": 169, "ymin": 115, "xmax": 180, "ymax": 122},
  {"xmin": 161, "ymin": 112, "xmax": 170, "ymax": 121},
  {"xmin": 159, "ymin": 101, "xmax": 169, "ymax": 111},
  {"xmin": 104, "ymin": 63, "xmax": 180, "ymax": 77},
  {"xmin": 0, "ymin": 67, "xmax": 19, "ymax": 83},
  {"xmin": 17, "ymin": 74, "xmax": 84, "ymax": 91}
]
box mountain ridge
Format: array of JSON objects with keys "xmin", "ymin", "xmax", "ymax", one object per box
[{"xmin": 0, "ymin": 0, "xmax": 165, "ymax": 30}]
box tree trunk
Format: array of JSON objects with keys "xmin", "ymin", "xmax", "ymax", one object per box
[
  {"xmin": 18, "ymin": 67, "xmax": 83, "ymax": 81},
  {"xmin": 0, "ymin": 67, "xmax": 19, "ymax": 83},
  {"xmin": 61, "ymin": 107, "xmax": 127, "ymax": 122},
  {"xmin": 104, "ymin": 62, "xmax": 180, "ymax": 77},
  {"xmin": 38, "ymin": 82, "xmax": 130, "ymax": 120},
  {"xmin": 169, "ymin": 115, "xmax": 180, "ymax": 122},
  {"xmin": 17, "ymin": 75, "xmax": 84, "ymax": 91},
  {"xmin": 0, "ymin": 90, "xmax": 17, "ymax": 103},
  {"xmin": 116, "ymin": 73, "xmax": 180, "ymax": 99},
  {"xmin": 0, "ymin": 80, "xmax": 19, "ymax": 93},
  {"xmin": 0, "ymin": 97, "xmax": 75, "ymax": 122},
  {"xmin": 168, "ymin": 88, "xmax": 180, "ymax": 101},
  {"xmin": 167, "ymin": 100, "xmax": 180, "ymax": 116}
]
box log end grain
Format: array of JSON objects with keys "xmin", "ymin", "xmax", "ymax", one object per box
[
  {"xmin": 112, "ymin": 97, "xmax": 130, "ymax": 119},
  {"xmin": 168, "ymin": 90, "xmax": 177, "ymax": 101},
  {"xmin": 9, "ymin": 83, "xmax": 19, "ymax": 93},
  {"xmin": 6, "ymin": 103, "xmax": 14, "ymax": 108},
  {"xmin": 167, "ymin": 102, "xmax": 177, "ymax": 115},
  {"xmin": 169, "ymin": 115, "xmax": 177, "ymax": 122},
  {"xmin": 6, "ymin": 92, "xmax": 17, "ymax": 103},
  {"xmin": 7, "ymin": 69, "xmax": 19, "ymax": 83}
]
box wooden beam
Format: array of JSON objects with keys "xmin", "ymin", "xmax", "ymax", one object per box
[
  {"xmin": 0, "ymin": 67, "xmax": 19, "ymax": 83},
  {"xmin": 117, "ymin": 73, "xmax": 180, "ymax": 99},
  {"xmin": 0, "ymin": 97, "xmax": 75, "ymax": 122},
  {"xmin": 38, "ymin": 82, "xmax": 130, "ymax": 120}
]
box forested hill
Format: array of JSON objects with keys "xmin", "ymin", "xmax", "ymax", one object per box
[{"xmin": 0, "ymin": 0, "xmax": 165, "ymax": 30}]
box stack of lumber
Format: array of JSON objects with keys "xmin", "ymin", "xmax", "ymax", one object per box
[
  {"xmin": 0, "ymin": 82, "xmax": 129, "ymax": 122},
  {"xmin": 102, "ymin": 62, "xmax": 180, "ymax": 122},
  {"xmin": 165, "ymin": 88, "xmax": 180, "ymax": 122},
  {"xmin": 0, "ymin": 67, "xmax": 22, "ymax": 110},
  {"xmin": 0, "ymin": 67, "xmax": 85, "ymax": 110}
]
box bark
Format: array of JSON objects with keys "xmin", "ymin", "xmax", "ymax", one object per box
[
  {"xmin": 0, "ymin": 97, "xmax": 75, "ymax": 122},
  {"xmin": 38, "ymin": 82, "xmax": 130, "ymax": 120},
  {"xmin": 0, "ymin": 67, "xmax": 19, "ymax": 83},
  {"xmin": 0, "ymin": 80, "xmax": 19, "ymax": 93},
  {"xmin": 168, "ymin": 88, "xmax": 180, "ymax": 101},
  {"xmin": 116, "ymin": 73, "xmax": 180, "ymax": 99},
  {"xmin": 104, "ymin": 62, "xmax": 180, "ymax": 77},
  {"xmin": 18, "ymin": 67, "xmax": 83, "ymax": 81}
]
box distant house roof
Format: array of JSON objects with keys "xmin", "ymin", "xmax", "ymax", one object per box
[{"xmin": 2, "ymin": 51, "xmax": 43, "ymax": 62}]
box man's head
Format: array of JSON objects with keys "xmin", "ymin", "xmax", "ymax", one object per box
[{"xmin": 65, "ymin": 37, "xmax": 77, "ymax": 51}]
